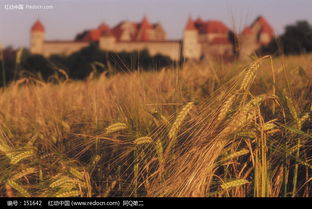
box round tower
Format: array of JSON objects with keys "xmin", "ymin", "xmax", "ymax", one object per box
[
  {"xmin": 183, "ymin": 17, "xmax": 201, "ymax": 60},
  {"xmin": 30, "ymin": 20, "xmax": 45, "ymax": 54}
]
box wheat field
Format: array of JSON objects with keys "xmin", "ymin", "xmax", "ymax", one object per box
[{"xmin": 0, "ymin": 54, "xmax": 311, "ymax": 197}]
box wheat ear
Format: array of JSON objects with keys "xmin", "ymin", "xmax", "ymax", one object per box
[
  {"xmin": 10, "ymin": 150, "xmax": 34, "ymax": 165},
  {"xmin": 7, "ymin": 180, "xmax": 31, "ymax": 197},
  {"xmin": 56, "ymin": 190, "xmax": 80, "ymax": 197},
  {"xmin": 10, "ymin": 168, "xmax": 37, "ymax": 180},
  {"xmin": 221, "ymin": 149, "xmax": 249, "ymax": 162},
  {"xmin": 168, "ymin": 102, "xmax": 194, "ymax": 139},
  {"xmin": 105, "ymin": 123, "xmax": 127, "ymax": 134},
  {"xmin": 134, "ymin": 136, "xmax": 153, "ymax": 145},
  {"xmin": 221, "ymin": 179, "xmax": 249, "ymax": 190}
]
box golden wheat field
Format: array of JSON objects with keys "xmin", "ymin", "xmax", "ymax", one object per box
[{"xmin": 0, "ymin": 54, "xmax": 311, "ymax": 197}]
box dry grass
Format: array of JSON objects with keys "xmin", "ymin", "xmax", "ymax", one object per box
[{"xmin": 0, "ymin": 54, "xmax": 311, "ymax": 197}]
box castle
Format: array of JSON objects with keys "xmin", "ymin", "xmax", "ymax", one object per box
[
  {"xmin": 239, "ymin": 16, "xmax": 275, "ymax": 58},
  {"xmin": 30, "ymin": 16, "xmax": 274, "ymax": 61}
]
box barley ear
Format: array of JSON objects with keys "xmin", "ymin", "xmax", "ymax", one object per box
[
  {"xmin": 217, "ymin": 95, "xmax": 236, "ymax": 122},
  {"xmin": 56, "ymin": 190, "xmax": 80, "ymax": 197},
  {"xmin": 10, "ymin": 150, "xmax": 34, "ymax": 165},
  {"xmin": 220, "ymin": 149, "xmax": 249, "ymax": 162},
  {"xmin": 50, "ymin": 176, "xmax": 74, "ymax": 188},
  {"xmin": 221, "ymin": 179, "xmax": 249, "ymax": 190},
  {"xmin": 105, "ymin": 123, "xmax": 127, "ymax": 134},
  {"xmin": 69, "ymin": 167, "xmax": 85, "ymax": 181},
  {"xmin": 240, "ymin": 58, "xmax": 263, "ymax": 91},
  {"xmin": 168, "ymin": 102, "xmax": 194, "ymax": 139},
  {"xmin": 133, "ymin": 136, "xmax": 153, "ymax": 145},
  {"xmin": 7, "ymin": 180, "xmax": 31, "ymax": 197},
  {"xmin": 10, "ymin": 168, "xmax": 37, "ymax": 180}
]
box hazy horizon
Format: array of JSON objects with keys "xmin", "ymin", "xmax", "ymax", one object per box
[{"xmin": 1, "ymin": 0, "xmax": 312, "ymax": 49}]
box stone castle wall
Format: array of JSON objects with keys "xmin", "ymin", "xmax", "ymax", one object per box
[
  {"xmin": 100, "ymin": 39, "xmax": 182, "ymax": 61},
  {"xmin": 200, "ymin": 42, "xmax": 233, "ymax": 58},
  {"xmin": 42, "ymin": 41, "xmax": 89, "ymax": 57},
  {"xmin": 37, "ymin": 39, "xmax": 181, "ymax": 61}
]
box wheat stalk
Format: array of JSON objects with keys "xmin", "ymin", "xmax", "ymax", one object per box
[
  {"xmin": 59, "ymin": 183, "xmax": 75, "ymax": 190},
  {"xmin": 133, "ymin": 136, "xmax": 153, "ymax": 145},
  {"xmin": 221, "ymin": 179, "xmax": 249, "ymax": 190},
  {"xmin": 101, "ymin": 181, "xmax": 117, "ymax": 197},
  {"xmin": 220, "ymin": 96, "xmax": 265, "ymax": 137},
  {"xmin": 155, "ymin": 139, "xmax": 164, "ymax": 164},
  {"xmin": 69, "ymin": 167, "xmax": 85, "ymax": 181},
  {"xmin": 263, "ymin": 120, "xmax": 277, "ymax": 131},
  {"xmin": 10, "ymin": 150, "xmax": 34, "ymax": 165},
  {"xmin": 285, "ymin": 96, "xmax": 300, "ymax": 128},
  {"xmin": 221, "ymin": 149, "xmax": 249, "ymax": 162},
  {"xmin": 5, "ymin": 183, "xmax": 14, "ymax": 197},
  {"xmin": 168, "ymin": 102, "xmax": 194, "ymax": 139},
  {"xmin": 84, "ymin": 171, "xmax": 92, "ymax": 197},
  {"xmin": 0, "ymin": 143, "xmax": 12, "ymax": 156},
  {"xmin": 298, "ymin": 112, "xmax": 309, "ymax": 128},
  {"xmin": 15, "ymin": 48, "xmax": 24, "ymax": 65},
  {"xmin": 240, "ymin": 60, "xmax": 261, "ymax": 91},
  {"xmin": 50, "ymin": 176, "xmax": 75, "ymax": 188},
  {"xmin": 237, "ymin": 131, "xmax": 257, "ymax": 139},
  {"xmin": 105, "ymin": 123, "xmax": 127, "ymax": 134},
  {"xmin": 56, "ymin": 190, "xmax": 80, "ymax": 197},
  {"xmin": 217, "ymin": 95, "xmax": 235, "ymax": 122},
  {"xmin": 10, "ymin": 168, "xmax": 37, "ymax": 180},
  {"xmin": 7, "ymin": 180, "xmax": 31, "ymax": 197}
]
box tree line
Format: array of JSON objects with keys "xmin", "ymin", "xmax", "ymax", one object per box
[
  {"xmin": 257, "ymin": 20, "xmax": 312, "ymax": 55},
  {"xmin": 0, "ymin": 43, "xmax": 177, "ymax": 87}
]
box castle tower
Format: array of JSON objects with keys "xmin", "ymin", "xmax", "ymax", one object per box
[
  {"xmin": 183, "ymin": 17, "xmax": 201, "ymax": 60},
  {"xmin": 99, "ymin": 30, "xmax": 116, "ymax": 51},
  {"xmin": 252, "ymin": 16, "xmax": 274, "ymax": 45},
  {"xmin": 239, "ymin": 27, "xmax": 257, "ymax": 59},
  {"xmin": 136, "ymin": 16, "xmax": 152, "ymax": 41},
  {"xmin": 239, "ymin": 16, "xmax": 274, "ymax": 59},
  {"xmin": 30, "ymin": 20, "xmax": 45, "ymax": 54},
  {"xmin": 258, "ymin": 27, "xmax": 272, "ymax": 45}
]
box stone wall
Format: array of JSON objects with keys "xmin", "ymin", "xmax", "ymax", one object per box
[
  {"xmin": 42, "ymin": 41, "xmax": 89, "ymax": 57},
  {"xmin": 198, "ymin": 33, "xmax": 228, "ymax": 42},
  {"xmin": 200, "ymin": 42, "xmax": 233, "ymax": 59},
  {"xmin": 101, "ymin": 40, "xmax": 182, "ymax": 61},
  {"xmin": 238, "ymin": 36, "xmax": 259, "ymax": 60}
]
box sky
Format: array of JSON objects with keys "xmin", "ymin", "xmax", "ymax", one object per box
[{"xmin": 0, "ymin": 0, "xmax": 312, "ymax": 48}]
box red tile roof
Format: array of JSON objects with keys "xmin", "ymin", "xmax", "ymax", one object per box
[
  {"xmin": 185, "ymin": 17, "xmax": 196, "ymax": 30},
  {"xmin": 242, "ymin": 27, "xmax": 253, "ymax": 35},
  {"xmin": 111, "ymin": 22, "xmax": 125, "ymax": 41},
  {"xmin": 260, "ymin": 25, "xmax": 273, "ymax": 34},
  {"xmin": 136, "ymin": 16, "xmax": 152, "ymax": 40},
  {"xmin": 76, "ymin": 17, "xmax": 164, "ymax": 42},
  {"xmin": 98, "ymin": 23, "xmax": 110, "ymax": 32},
  {"xmin": 199, "ymin": 20, "xmax": 229, "ymax": 34},
  {"xmin": 79, "ymin": 23, "xmax": 111, "ymax": 41},
  {"xmin": 252, "ymin": 16, "xmax": 274, "ymax": 36},
  {"xmin": 140, "ymin": 29, "xmax": 149, "ymax": 41},
  {"xmin": 189, "ymin": 17, "xmax": 231, "ymax": 45},
  {"xmin": 210, "ymin": 37, "xmax": 231, "ymax": 45},
  {"xmin": 140, "ymin": 16, "xmax": 152, "ymax": 30},
  {"xmin": 31, "ymin": 20, "xmax": 45, "ymax": 32},
  {"xmin": 81, "ymin": 29, "xmax": 100, "ymax": 41}
]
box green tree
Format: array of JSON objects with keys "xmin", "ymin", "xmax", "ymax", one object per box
[{"xmin": 259, "ymin": 20, "xmax": 312, "ymax": 55}]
